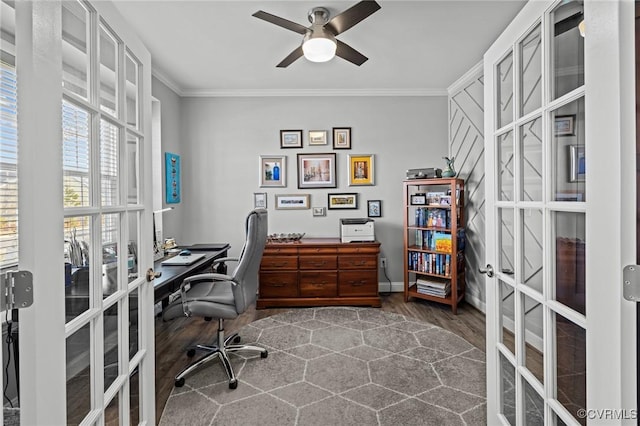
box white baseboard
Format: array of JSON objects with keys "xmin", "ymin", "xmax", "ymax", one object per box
[
  {"xmin": 378, "ymin": 281, "xmax": 404, "ymax": 293},
  {"xmin": 464, "ymin": 291, "xmax": 486, "ymax": 313}
]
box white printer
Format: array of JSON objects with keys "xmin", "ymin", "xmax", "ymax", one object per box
[{"xmin": 340, "ymin": 218, "xmax": 375, "ymax": 243}]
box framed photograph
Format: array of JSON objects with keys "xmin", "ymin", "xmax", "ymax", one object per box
[
  {"xmin": 165, "ymin": 152, "xmax": 181, "ymax": 204},
  {"xmin": 410, "ymin": 193, "xmax": 427, "ymax": 205},
  {"xmin": 348, "ymin": 154, "xmax": 375, "ymax": 186},
  {"xmin": 297, "ymin": 153, "xmax": 337, "ymax": 189},
  {"xmin": 253, "ymin": 192, "xmax": 267, "ymax": 208},
  {"xmin": 569, "ymin": 144, "xmax": 585, "ymax": 182},
  {"xmin": 280, "ymin": 129, "xmax": 303, "ymax": 148},
  {"xmin": 308, "ymin": 130, "xmax": 328, "ymax": 146},
  {"xmin": 332, "ymin": 127, "xmax": 352, "ymax": 149},
  {"xmin": 312, "ymin": 207, "xmax": 326, "ymax": 217},
  {"xmin": 328, "ymin": 193, "xmax": 358, "ymax": 210},
  {"xmin": 555, "ymin": 115, "xmax": 575, "ymax": 136},
  {"xmin": 275, "ymin": 194, "xmax": 310, "ymax": 210},
  {"xmin": 259, "ymin": 155, "xmax": 286, "ymax": 187},
  {"xmin": 367, "ymin": 200, "xmax": 381, "ymax": 218}
]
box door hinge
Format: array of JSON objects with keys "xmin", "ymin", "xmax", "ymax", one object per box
[
  {"xmin": 0, "ymin": 270, "xmax": 34, "ymax": 311},
  {"xmin": 623, "ymin": 265, "xmax": 640, "ymax": 302}
]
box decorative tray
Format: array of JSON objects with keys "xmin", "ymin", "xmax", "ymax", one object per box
[{"xmin": 267, "ymin": 233, "xmax": 305, "ymax": 243}]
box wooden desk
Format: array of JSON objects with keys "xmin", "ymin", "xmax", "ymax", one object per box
[
  {"xmin": 153, "ymin": 244, "xmax": 230, "ymax": 305},
  {"xmin": 257, "ymin": 238, "xmax": 381, "ymax": 308}
]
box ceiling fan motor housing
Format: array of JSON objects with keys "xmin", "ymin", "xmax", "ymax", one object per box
[{"xmin": 307, "ymin": 7, "xmax": 331, "ymax": 26}]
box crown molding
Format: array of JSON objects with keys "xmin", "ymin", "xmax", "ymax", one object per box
[
  {"xmin": 447, "ymin": 60, "xmax": 484, "ymax": 96},
  {"xmin": 151, "ymin": 68, "xmax": 185, "ymax": 96},
  {"xmin": 180, "ymin": 88, "xmax": 448, "ymax": 98}
]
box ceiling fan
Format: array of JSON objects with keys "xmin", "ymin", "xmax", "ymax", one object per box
[{"xmin": 252, "ymin": 1, "xmax": 381, "ymax": 68}]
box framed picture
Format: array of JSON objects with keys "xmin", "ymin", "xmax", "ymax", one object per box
[
  {"xmin": 410, "ymin": 193, "xmax": 427, "ymax": 205},
  {"xmin": 555, "ymin": 115, "xmax": 575, "ymax": 136},
  {"xmin": 280, "ymin": 129, "xmax": 303, "ymax": 148},
  {"xmin": 328, "ymin": 193, "xmax": 358, "ymax": 210},
  {"xmin": 259, "ymin": 155, "xmax": 286, "ymax": 187},
  {"xmin": 332, "ymin": 127, "xmax": 351, "ymax": 149},
  {"xmin": 297, "ymin": 153, "xmax": 337, "ymax": 189},
  {"xmin": 348, "ymin": 154, "xmax": 375, "ymax": 186},
  {"xmin": 312, "ymin": 207, "xmax": 326, "ymax": 217},
  {"xmin": 308, "ymin": 130, "xmax": 328, "ymax": 146},
  {"xmin": 275, "ymin": 194, "xmax": 310, "ymax": 210},
  {"xmin": 569, "ymin": 145, "xmax": 585, "ymax": 182},
  {"xmin": 253, "ymin": 192, "xmax": 267, "ymax": 209},
  {"xmin": 367, "ymin": 200, "xmax": 381, "ymax": 218},
  {"xmin": 165, "ymin": 152, "xmax": 181, "ymax": 204}
]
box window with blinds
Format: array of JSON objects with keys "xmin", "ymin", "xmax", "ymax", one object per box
[{"xmin": 0, "ymin": 49, "xmax": 18, "ymax": 268}]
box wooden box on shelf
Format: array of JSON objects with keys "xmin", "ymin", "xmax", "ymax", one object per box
[{"xmin": 403, "ymin": 178, "xmax": 465, "ymax": 314}]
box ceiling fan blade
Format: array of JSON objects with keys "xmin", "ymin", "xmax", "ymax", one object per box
[
  {"xmin": 252, "ymin": 11, "xmax": 308, "ymax": 35},
  {"xmin": 326, "ymin": 1, "xmax": 381, "ymax": 36},
  {"xmin": 276, "ymin": 46, "xmax": 304, "ymax": 68},
  {"xmin": 335, "ymin": 40, "xmax": 368, "ymax": 66}
]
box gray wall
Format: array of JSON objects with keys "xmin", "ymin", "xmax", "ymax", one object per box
[{"xmin": 158, "ymin": 94, "xmax": 449, "ymax": 286}]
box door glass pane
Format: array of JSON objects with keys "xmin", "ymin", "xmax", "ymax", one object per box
[
  {"xmin": 551, "ymin": 1, "xmax": 584, "ymax": 100},
  {"xmin": 552, "ymin": 98, "xmax": 585, "ymax": 202},
  {"xmin": 125, "ymin": 52, "xmax": 139, "ymax": 128},
  {"xmin": 523, "ymin": 379, "xmax": 544, "ymax": 425},
  {"xmin": 499, "ymin": 208, "xmax": 515, "ymax": 275},
  {"xmin": 63, "ymin": 100, "xmax": 91, "ymax": 207},
  {"xmin": 126, "ymin": 134, "xmax": 139, "ymax": 205},
  {"xmin": 127, "ymin": 211, "xmax": 139, "ymax": 284},
  {"xmin": 519, "ymin": 24, "xmax": 542, "ymax": 117},
  {"xmin": 522, "ymin": 209, "xmax": 543, "ymax": 293},
  {"xmin": 105, "ymin": 393, "xmax": 119, "ymax": 426},
  {"xmin": 62, "ymin": 1, "xmax": 89, "ymax": 99},
  {"xmin": 499, "ymin": 131, "xmax": 514, "ymax": 201},
  {"xmin": 554, "ymin": 211, "xmax": 585, "ymax": 315},
  {"xmin": 500, "ymin": 352, "xmax": 516, "ymax": 425},
  {"xmin": 554, "ymin": 313, "xmax": 586, "ymax": 425},
  {"xmin": 520, "ymin": 117, "xmax": 543, "ymax": 201},
  {"xmin": 100, "ymin": 119, "xmax": 120, "ymax": 206},
  {"xmin": 104, "ymin": 303, "xmax": 119, "ymax": 391},
  {"xmin": 130, "ymin": 369, "xmax": 140, "ymax": 424},
  {"xmin": 497, "ymin": 51, "xmax": 514, "ymax": 128},
  {"xmin": 523, "ymin": 294, "xmax": 544, "ymax": 384},
  {"xmin": 66, "ymin": 323, "xmax": 91, "ymax": 425},
  {"xmin": 65, "ymin": 216, "xmax": 91, "ymax": 321},
  {"xmin": 129, "ymin": 288, "xmax": 139, "ymax": 359},
  {"xmin": 500, "ymin": 281, "xmax": 515, "ymax": 355},
  {"xmin": 102, "ymin": 213, "xmax": 120, "ymax": 298},
  {"xmin": 100, "ymin": 24, "xmax": 118, "ymax": 116}
]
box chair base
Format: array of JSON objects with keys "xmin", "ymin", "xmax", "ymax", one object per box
[{"xmin": 174, "ymin": 318, "xmax": 268, "ymax": 389}]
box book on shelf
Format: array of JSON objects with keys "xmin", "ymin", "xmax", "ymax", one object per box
[
  {"xmin": 415, "ymin": 278, "xmax": 450, "ymax": 298},
  {"xmin": 433, "ymin": 232, "xmax": 452, "ymax": 252}
]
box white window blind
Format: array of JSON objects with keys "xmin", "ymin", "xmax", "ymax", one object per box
[
  {"xmin": 0, "ymin": 56, "xmax": 18, "ymax": 268},
  {"xmin": 62, "ymin": 100, "xmax": 90, "ymax": 208}
]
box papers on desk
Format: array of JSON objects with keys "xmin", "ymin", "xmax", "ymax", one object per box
[{"xmin": 161, "ymin": 253, "xmax": 206, "ymax": 266}]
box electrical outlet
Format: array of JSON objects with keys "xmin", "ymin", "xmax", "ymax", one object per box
[{"xmin": 380, "ymin": 257, "xmax": 387, "ymax": 268}]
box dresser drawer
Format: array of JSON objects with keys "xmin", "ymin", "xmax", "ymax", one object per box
[
  {"xmin": 298, "ymin": 247, "xmax": 338, "ymax": 255},
  {"xmin": 339, "ymin": 270, "xmax": 378, "ymax": 296},
  {"xmin": 263, "ymin": 246, "xmax": 298, "ymax": 256},
  {"xmin": 299, "ymin": 272, "xmax": 337, "ymax": 297},
  {"xmin": 299, "ymin": 255, "xmax": 337, "ymax": 270},
  {"xmin": 337, "ymin": 245, "xmax": 379, "ymax": 255},
  {"xmin": 259, "ymin": 272, "xmax": 298, "ymax": 298},
  {"xmin": 338, "ymin": 255, "xmax": 377, "ymax": 270},
  {"xmin": 260, "ymin": 256, "xmax": 298, "ymax": 270}
]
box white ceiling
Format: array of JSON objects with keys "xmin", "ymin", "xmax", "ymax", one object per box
[{"xmin": 112, "ymin": 0, "xmax": 526, "ymax": 96}]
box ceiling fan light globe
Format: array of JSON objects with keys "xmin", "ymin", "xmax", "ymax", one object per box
[{"xmin": 302, "ymin": 37, "xmax": 337, "ymax": 63}]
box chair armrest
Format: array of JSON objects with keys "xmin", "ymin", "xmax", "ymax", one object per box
[
  {"xmin": 178, "ymin": 273, "xmax": 234, "ymax": 317},
  {"xmin": 211, "ymin": 256, "xmax": 239, "ymax": 266}
]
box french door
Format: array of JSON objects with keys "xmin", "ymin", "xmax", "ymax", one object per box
[
  {"xmin": 484, "ymin": 0, "xmax": 636, "ymax": 424},
  {"xmin": 13, "ymin": 1, "xmax": 155, "ymax": 424}
]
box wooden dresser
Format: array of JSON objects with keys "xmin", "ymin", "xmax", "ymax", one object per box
[{"xmin": 257, "ymin": 238, "xmax": 381, "ymax": 308}]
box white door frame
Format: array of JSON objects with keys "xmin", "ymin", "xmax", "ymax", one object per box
[
  {"xmin": 484, "ymin": 0, "xmax": 636, "ymax": 424},
  {"xmin": 16, "ymin": 1, "xmax": 155, "ymax": 423}
]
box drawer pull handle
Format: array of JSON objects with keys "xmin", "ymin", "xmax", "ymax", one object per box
[
  {"xmin": 311, "ymin": 261, "xmax": 326, "ymax": 267},
  {"xmin": 349, "ymin": 280, "xmax": 366, "ymax": 286},
  {"xmin": 271, "ymin": 262, "xmax": 288, "ymax": 267},
  {"xmin": 271, "ymin": 283, "xmax": 286, "ymax": 287},
  {"xmin": 351, "ymin": 261, "xmax": 367, "ymax": 266},
  {"xmin": 311, "ymin": 281, "xmax": 327, "ymax": 285}
]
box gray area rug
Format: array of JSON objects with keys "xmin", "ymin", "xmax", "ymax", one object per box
[{"xmin": 159, "ymin": 307, "xmax": 486, "ymax": 426}]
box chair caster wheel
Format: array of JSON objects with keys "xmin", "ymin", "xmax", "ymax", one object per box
[
  {"xmin": 175, "ymin": 377, "xmax": 185, "ymax": 388},
  {"xmin": 187, "ymin": 348, "xmax": 196, "ymax": 357},
  {"xmin": 229, "ymin": 380, "xmax": 238, "ymax": 389},
  {"xmin": 261, "ymin": 350, "xmax": 268, "ymax": 358},
  {"xmin": 233, "ymin": 335, "xmax": 241, "ymax": 344}
]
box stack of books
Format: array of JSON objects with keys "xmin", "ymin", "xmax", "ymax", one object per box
[{"xmin": 415, "ymin": 278, "xmax": 450, "ymax": 298}]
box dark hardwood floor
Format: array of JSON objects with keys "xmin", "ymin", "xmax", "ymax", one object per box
[{"xmin": 154, "ymin": 293, "xmax": 486, "ymax": 423}]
